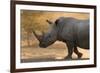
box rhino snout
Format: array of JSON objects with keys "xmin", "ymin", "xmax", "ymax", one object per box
[{"xmin": 39, "ymin": 43, "xmax": 47, "ymax": 48}]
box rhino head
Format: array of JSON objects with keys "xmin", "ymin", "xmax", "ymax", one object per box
[{"xmin": 33, "ymin": 20, "xmax": 58, "ymax": 48}]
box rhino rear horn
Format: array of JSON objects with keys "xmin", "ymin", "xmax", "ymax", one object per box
[
  {"xmin": 46, "ymin": 20, "xmax": 53, "ymax": 25},
  {"xmin": 32, "ymin": 30, "xmax": 42, "ymax": 41}
]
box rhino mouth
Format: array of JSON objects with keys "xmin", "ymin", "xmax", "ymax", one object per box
[{"xmin": 39, "ymin": 44, "xmax": 48, "ymax": 48}]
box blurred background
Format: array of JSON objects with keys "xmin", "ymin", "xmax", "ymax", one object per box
[{"xmin": 20, "ymin": 10, "xmax": 90, "ymax": 63}]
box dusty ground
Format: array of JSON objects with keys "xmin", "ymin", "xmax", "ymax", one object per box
[{"xmin": 21, "ymin": 40, "xmax": 89, "ymax": 63}]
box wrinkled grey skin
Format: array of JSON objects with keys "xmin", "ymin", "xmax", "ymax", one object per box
[{"xmin": 33, "ymin": 17, "xmax": 89, "ymax": 59}]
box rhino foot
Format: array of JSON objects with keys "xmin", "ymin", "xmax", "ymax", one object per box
[
  {"xmin": 77, "ymin": 53, "xmax": 83, "ymax": 59},
  {"xmin": 64, "ymin": 56, "xmax": 72, "ymax": 60}
]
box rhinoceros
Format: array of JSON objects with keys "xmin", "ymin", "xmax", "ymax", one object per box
[{"xmin": 33, "ymin": 17, "xmax": 89, "ymax": 59}]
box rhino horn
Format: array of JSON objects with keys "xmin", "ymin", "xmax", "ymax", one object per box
[
  {"xmin": 32, "ymin": 30, "xmax": 43, "ymax": 41},
  {"xmin": 46, "ymin": 20, "xmax": 53, "ymax": 25}
]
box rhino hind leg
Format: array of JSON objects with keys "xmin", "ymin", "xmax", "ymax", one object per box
[{"xmin": 74, "ymin": 46, "xmax": 83, "ymax": 59}]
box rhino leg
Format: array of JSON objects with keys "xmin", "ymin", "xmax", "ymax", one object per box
[
  {"xmin": 65, "ymin": 41, "xmax": 74, "ymax": 59},
  {"xmin": 74, "ymin": 46, "xmax": 83, "ymax": 59}
]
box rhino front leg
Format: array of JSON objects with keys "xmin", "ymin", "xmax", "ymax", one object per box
[{"xmin": 65, "ymin": 41, "xmax": 74, "ymax": 59}]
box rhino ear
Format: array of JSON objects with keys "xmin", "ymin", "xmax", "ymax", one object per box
[
  {"xmin": 55, "ymin": 19, "xmax": 59, "ymax": 26},
  {"xmin": 46, "ymin": 20, "xmax": 53, "ymax": 25}
]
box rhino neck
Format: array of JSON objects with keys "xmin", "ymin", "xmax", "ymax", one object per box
[
  {"xmin": 56, "ymin": 22, "xmax": 65, "ymax": 42},
  {"xmin": 57, "ymin": 29, "xmax": 66, "ymax": 42}
]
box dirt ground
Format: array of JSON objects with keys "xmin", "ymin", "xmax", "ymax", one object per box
[{"xmin": 21, "ymin": 40, "xmax": 89, "ymax": 63}]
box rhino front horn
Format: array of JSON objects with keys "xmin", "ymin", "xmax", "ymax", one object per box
[{"xmin": 32, "ymin": 30, "xmax": 42, "ymax": 41}]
